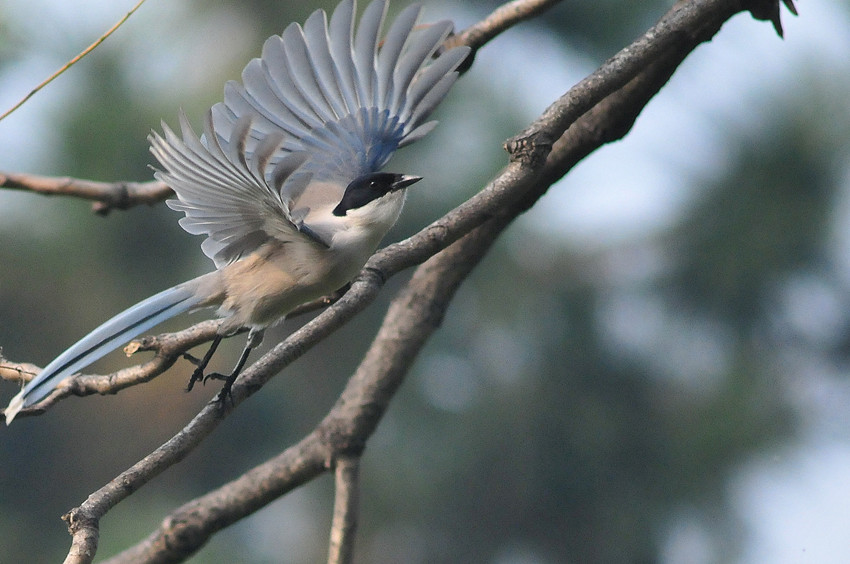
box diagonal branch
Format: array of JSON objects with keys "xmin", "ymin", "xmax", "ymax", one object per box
[
  {"xmin": 0, "ymin": 0, "xmax": 149, "ymax": 123},
  {"xmin": 87, "ymin": 1, "xmax": 796, "ymax": 562},
  {"xmin": 443, "ymin": 0, "xmax": 561, "ymax": 69},
  {"xmin": 505, "ymin": 0, "xmax": 747, "ymax": 166},
  {"xmin": 100, "ymin": 195, "xmax": 515, "ymax": 564}
]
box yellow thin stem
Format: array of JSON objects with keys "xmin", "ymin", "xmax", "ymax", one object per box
[{"xmin": 0, "ymin": 0, "xmax": 148, "ymax": 123}]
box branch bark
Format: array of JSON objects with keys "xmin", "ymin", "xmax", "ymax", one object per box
[
  {"xmin": 0, "ymin": 171, "xmax": 171, "ymax": 214},
  {"xmin": 327, "ymin": 456, "xmax": 361, "ymax": 564},
  {"xmin": 443, "ymin": 0, "xmax": 561, "ymax": 69}
]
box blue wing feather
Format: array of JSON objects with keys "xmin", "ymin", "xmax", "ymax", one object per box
[{"xmin": 212, "ymin": 0, "xmax": 470, "ymax": 186}]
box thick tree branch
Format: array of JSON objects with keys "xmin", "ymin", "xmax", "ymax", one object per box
[{"xmin": 505, "ymin": 0, "xmax": 750, "ymax": 165}]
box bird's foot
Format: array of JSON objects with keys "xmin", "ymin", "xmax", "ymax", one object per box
[
  {"xmin": 198, "ymin": 371, "xmax": 236, "ymax": 408},
  {"xmin": 215, "ymin": 377, "xmax": 236, "ymax": 409},
  {"xmin": 185, "ymin": 366, "xmax": 206, "ymax": 392}
]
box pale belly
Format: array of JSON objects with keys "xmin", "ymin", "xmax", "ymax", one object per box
[{"xmin": 215, "ymin": 238, "xmax": 376, "ymax": 332}]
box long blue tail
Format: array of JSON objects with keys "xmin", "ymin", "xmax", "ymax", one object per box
[{"xmin": 5, "ymin": 284, "xmax": 204, "ymax": 424}]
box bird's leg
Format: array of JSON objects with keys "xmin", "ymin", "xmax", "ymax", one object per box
[
  {"xmin": 184, "ymin": 334, "xmax": 222, "ymax": 392},
  {"xmin": 203, "ymin": 328, "xmax": 264, "ymax": 406},
  {"xmin": 205, "ymin": 343, "xmax": 253, "ymax": 406}
]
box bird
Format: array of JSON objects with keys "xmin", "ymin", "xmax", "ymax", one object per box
[{"xmin": 4, "ymin": 0, "xmax": 470, "ymax": 424}]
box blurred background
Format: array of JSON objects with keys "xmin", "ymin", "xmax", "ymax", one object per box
[{"xmin": 1, "ymin": 0, "xmax": 849, "ymax": 562}]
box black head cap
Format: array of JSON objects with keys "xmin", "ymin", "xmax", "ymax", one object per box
[{"xmin": 332, "ymin": 172, "xmax": 422, "ymax": 217}]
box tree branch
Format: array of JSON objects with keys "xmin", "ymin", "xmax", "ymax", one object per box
[
  {"xmin": 505, "ymin": 0, "xmax": 750, "ymax": 166},
  {"xmin": 100, "ymin": 199, "xmax": 513, "ymax": 564},
  {"xmin": 0, "ymin": 2, "xmax": 561, "ymax": 214},
  {"xmin": 443, "ymin": 0, "xmax": 561, "ymax": 71},
  {"xmin": 327, "ymin": 456, "xmax": 361, "ymax": 564},
  {"xmin": 0, "ymin": 0, "xmax": 795, "ymax": 217},
  {"xmin": 0, "ymin": 171, "xmax": 171, "ymax": 214}
]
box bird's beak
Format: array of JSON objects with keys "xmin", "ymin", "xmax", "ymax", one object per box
[{"xmin": 391, "ymin": 174, "xmax": 422, "ymax": 192}]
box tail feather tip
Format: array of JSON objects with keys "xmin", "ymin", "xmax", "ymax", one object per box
[{"xmin": 4, "ymin": 390, "xmax": 25, "ymax": 426}]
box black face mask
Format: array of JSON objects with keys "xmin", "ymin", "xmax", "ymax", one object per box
[{"xmin": 333, "ymin": 173, "xmax": 422, "ymax": 216}]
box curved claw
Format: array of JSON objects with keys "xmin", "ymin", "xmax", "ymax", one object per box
[{"xmin": 202, "ymin": 372, "xmax": 227, "ymax": 384}]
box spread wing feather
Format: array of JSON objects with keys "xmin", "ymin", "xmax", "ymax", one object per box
[
  {"xmin": 149, "ymin": 111, "xmax": 312, "ymax": 268},
  {"xmin": 213, "ymin": 0, "xmax": 470, "ymax": 184},
  {"xmin": 154, "ymin": 0, "xmax": 468, "ymax": 268}
]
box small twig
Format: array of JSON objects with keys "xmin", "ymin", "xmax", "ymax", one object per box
[
  {"xmin": 0, "ymin": 359, "xmax": 39, "ymax": 385},
  {"xmin": 444, "ymin": 0, "xmax": 562, "ymax": 54},
  {"xmin": 327, "ymin": 456, "xmax": 361, "ymax": 564},
  {"xmin": 0, "ymin": 285, "xmax": 350, "ymax": 419},
  {"xmin": 0, "ymin": 171, "xmax": 171, "ymax": 214},
  {"xmin": 0, "ymin": 0, "xmax": 148, "ymax": 123},
  {"xmin": 0, "ymin": 320, "xmax": 221, "ymax": 420}
]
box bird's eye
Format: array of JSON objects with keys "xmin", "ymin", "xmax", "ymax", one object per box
[{"xmin": 369, "ymin": 180, "xmax": 378, "ymax": 188}]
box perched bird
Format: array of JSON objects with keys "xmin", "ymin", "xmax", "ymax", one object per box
[{"xmin": 4, "ymin": 0, "xmax": 469, "ymax": 424}]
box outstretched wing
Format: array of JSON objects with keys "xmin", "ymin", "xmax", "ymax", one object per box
[
  {"xmin": 210, "ymin": 0, "xmax": 470, "ymax": 200},
  {"xmin": 149, "ymin": 111, "xmax": 316, "ymax": 269},
  {"xmin": 151, "ymin": 0, "xmax": 468, "ymax": 268}
]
